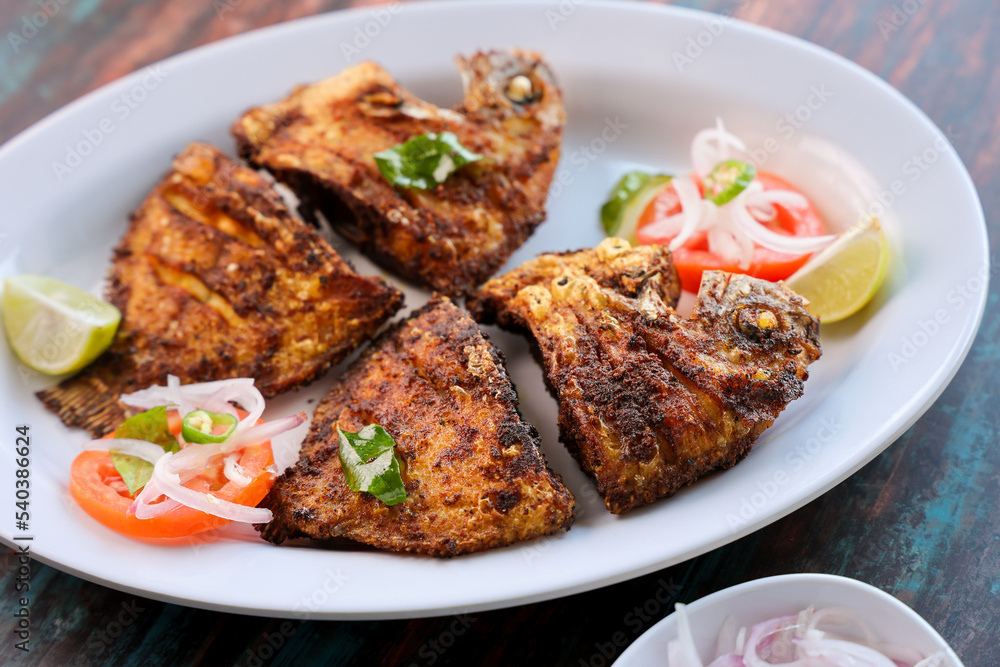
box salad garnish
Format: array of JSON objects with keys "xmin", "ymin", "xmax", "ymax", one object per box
[
  {"xmin": 601, "ymin": 119, "xmax": 838, "ymax": 292},
  {"xmin": 110, "ymin": 406, "xmax": 180, "ymax": 495},
  {"xmin": 668, "ymin": 603, "xmax": 947, "ymax": 667},
  {"xmin": 338, "ymin": 424, "xmax": 407, "ymax": 506},
  {"xmin": 72, "ymin": 376, "xmax": 307, "ymax": 537},
  {"xmin": 373, "ymin": 131, "xmax": 482, "ymax": 189}
]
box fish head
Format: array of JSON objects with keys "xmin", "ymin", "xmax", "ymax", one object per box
[
  {"xmin": 693, "ymin": 271, "xmax": 821, "ymax": 361},
  {"xmin": 454, "ymin": 49, "xmax": 565, "ymax": 130}
]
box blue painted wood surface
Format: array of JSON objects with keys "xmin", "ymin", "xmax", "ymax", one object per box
[{"xmin": 1, "ymin": 0, "xmax": 997, "ymax": 664}]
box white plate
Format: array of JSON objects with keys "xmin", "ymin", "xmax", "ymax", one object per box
[
  {"xmin": 613, "ymin": 573, "xmax": 964, "ymax": 665},
  {"xmin": 0, "ymin": 1, "xmax": 987, "ymax": 619}
]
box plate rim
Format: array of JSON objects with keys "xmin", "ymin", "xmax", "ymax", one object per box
[{"xmin": 0, "ymin": 0, "xmax": 989, "ymax": 619}]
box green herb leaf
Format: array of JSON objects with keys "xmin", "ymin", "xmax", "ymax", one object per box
[
  {"xmin": 110, "ymin": 406, "xmax": 180, "ymax": 496},
  {"xmin": 703, "ymin": 160, "xmax": 756, "ymax": 205},
  {"xmin": 109, "ymin": 453, "xmax": 153, "ymax": 498},
  {"xmin": 601, "ymin": 172, "xmax": 672, "ymax": 236},
  {"xmin": 337, "ymin": 425, "xmax": 407, "ymax": 506},
  {"xmin": 373, "ymin": 132, "xmax": 482, "ymax": 190}
]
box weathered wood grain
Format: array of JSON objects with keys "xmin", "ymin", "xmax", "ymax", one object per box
[{"xmin": 1, "ymin": 0, "xmax": 997, "ymax": 665}]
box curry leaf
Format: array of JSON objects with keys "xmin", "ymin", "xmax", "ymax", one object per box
[
  {"xmin": 373, "ymin": 132, "xmax": 482, "ymax": 190},
  {"xmin": 337, "ymin": 424, "xmax": 407, "ymax": 506}
]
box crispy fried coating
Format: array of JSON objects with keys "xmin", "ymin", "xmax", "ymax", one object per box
[
  {"xmin": 258, "ymin": 297, "xmax": 575, "ymax": 556},
  {"xmin": 468, "ymin": 238, "xmax": 821, "ymax": 514},
  {"xmin": 38, "ymin": 143, "xmax": 403, "ymax": 437},
  {"xmin": 232, "ymin": 50, "xmax": 565, "ymax": 297}
]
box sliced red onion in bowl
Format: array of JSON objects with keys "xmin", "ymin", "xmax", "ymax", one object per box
[
  {"xmin": 877, "ymin": 644, "xmax": 927, "ymax": 665},
  {"xmin": 715, "ymin": 616, "xmax": 740, "ymax": 657},
  {"xmin": 706, "ymin": 656, "xmax": 745, "ymax": 667},
  {"xmin": 668, "ymin": 603, "xmax": 948, "ymax": 667},
  {"xmin": 805, "ymin": 607, "xmax": 880, "ymax": 645},
  {"xmin": 794, "ymin": 636, "xmax": 900, "ymax": 667},
  {"xmin": 672, "ymin": 603, "xmax": 706, "ymax": 667},
  {"xmin": 743, "ymin": 614, "xmax": 803, "ymax": 667}
]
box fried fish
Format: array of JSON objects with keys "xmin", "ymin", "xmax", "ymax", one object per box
[
  {"xmin": 468, "ymin": 238, "xmax": 821, "ymax": 514},
  {"xmin": 232, "ymin": 49, "xmax": 565, "ymax": 297},
  {"xmin": 38, "ymin": 142, "xmax": 403, "ymax": 437},
  {"xmin": 258, "ymin": 297, "xmax": 575, "ymax": 557}
]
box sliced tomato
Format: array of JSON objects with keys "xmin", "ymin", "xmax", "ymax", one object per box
[
  {"xmin": 70, "ymin": 410, "xmax": 274, "ymax": 539},
  {"xmin": 635, "ymin": 171, "xmax": 826, "ymax": 292}
]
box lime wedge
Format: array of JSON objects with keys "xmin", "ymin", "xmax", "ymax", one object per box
[
  {"xmin": 785, "ymin": 216, "xmax": 889, "ymax": 323},
  {"xmin": 2, "ymin": 275, "xmax": 121, "ymax": 375}
]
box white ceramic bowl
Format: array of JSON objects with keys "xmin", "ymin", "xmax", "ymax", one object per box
[{"xmin": 614, "ymin": 573, "xmax": 963, "ymax": 666}]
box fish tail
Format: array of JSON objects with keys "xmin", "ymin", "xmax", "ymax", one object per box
[{"xmin": 36, "ymin": 373, "xmax": 126, "ymax": 438}]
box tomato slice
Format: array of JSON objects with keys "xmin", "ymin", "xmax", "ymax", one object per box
[
  {"xmin": 635, "ymin": 171, "xmax": 826, "ymax": 292},
  {"xmin": 70, "ymin": 410, "xmax": 275, "ymax": 539}
]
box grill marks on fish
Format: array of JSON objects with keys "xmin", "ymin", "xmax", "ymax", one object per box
[
  {"xmin": 232, "ymin": 50, "xmax": 565, "ymax": 297},
  {"xmin": 38, "ymin": 143, "xmax": 403, "ymax": 436},
  {"xmin": 469, "ymin": 238, "xmax": 821, "ymax": 514},
  {"xmin": 258, "ymin": 298, "xmax": 575, "ymax": 557}
]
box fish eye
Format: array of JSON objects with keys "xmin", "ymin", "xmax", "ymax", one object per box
[
  {"xmin": 505, "ymin": 74, "xmax": 539, "ymax": 104},
  {"xmin": 732, "ymin": 304, "xmax": 780, "ymax": 339}
]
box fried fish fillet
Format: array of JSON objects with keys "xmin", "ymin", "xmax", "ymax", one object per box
[
  {"xmin": 258, "ymin": 297, "xmax": 575, "ymax": 556},
  {"xmin": 468, "ymin": 238, "xmax": 822, "ymax": 514},
  {"xmin": 232, "ymin": 49, "xmax": 565, "ymax": 297},
  {"xmin": 38, "ymin": 142, "xmax": 403, "ymax": 437}
]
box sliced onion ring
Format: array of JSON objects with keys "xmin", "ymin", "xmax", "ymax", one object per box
[
  {"xmin": 150, "ymin": 454, "xmax": 272, "ymax": 524},
  {"xmin": 85, "ymin": 438, "xmax": 168, "ymax": 465},
  {"xmin": 794, "ymin": 636, "xmax": 899, "ymax": 667},
  {"xmin": 667, "ymin": 176, "xmax": 706, "ymax": 251},
  {"xmin": 131, "ymin": 477, "xmax": 182, "ymax": 519},
  {"xmin": 223, "ymin": 454, "xmax": 253, "ymax": 487},
  {"xmin": 691, "ymin": 117, "xmax": 747, "ymax": 178},
  {"xmin": 671, "ymin": 604, "xmax": 944, "ymax": 667},
  {"xmin": 807, "ymin": 607, "xmax": 880, "ymax": 645},
  {"xmin": 732, "ymin": 202, "xmax": 837, "ymax": 255},
  {"xmin": 270, "ymin": 419, "xmax": 309, "ymax": 473},
  {"xmin": 743, "ymin": 614, "xmax": 802, "ymax": 667},
  {"xmin": 674, "ymin": 603, "xmax": 705, "ymax": 667},
  {"xmin": 223, "ymin": 412, "xmax": 308, "ymax": 454},
  {"xmin": 638, "ymin": 211, "xmax": 685, "ymax": 242}
]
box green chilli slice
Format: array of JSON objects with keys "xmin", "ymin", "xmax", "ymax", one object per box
[{"xmin": 703, "ymin": 160, "xmax": 756, "ymax": 205}]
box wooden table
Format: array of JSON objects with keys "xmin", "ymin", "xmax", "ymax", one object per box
[{"xmin": 1, "ymin": 1, "xmax": 997, "ymax": 664}]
